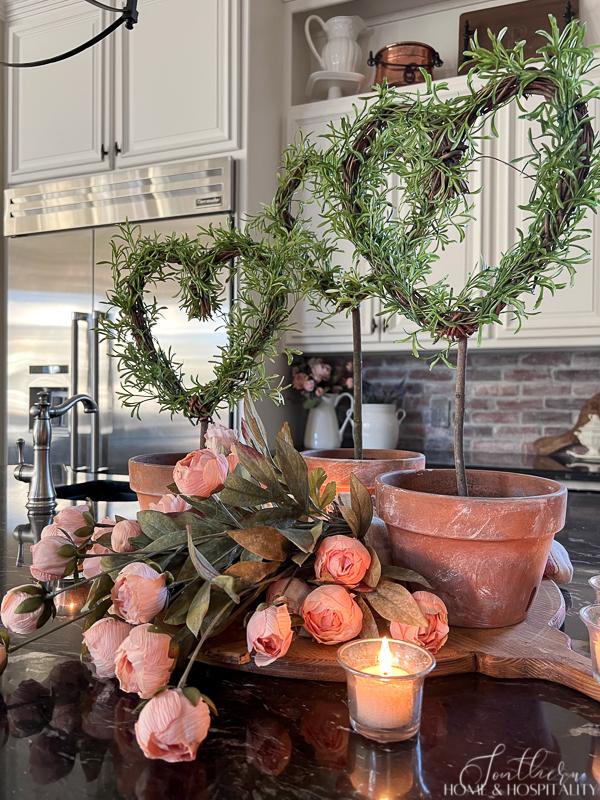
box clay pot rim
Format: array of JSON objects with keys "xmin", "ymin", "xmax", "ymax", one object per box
[
  {"xmin": 376, "ymin": 468, "xmax": 567, "ymax": 502},
  {"xmin": 302, "ymin": 448, "xmax": 425, "ymax": 465},
  {"xmin": 129, "ymin": 453, "xmax": 187, "ymax": 467}
]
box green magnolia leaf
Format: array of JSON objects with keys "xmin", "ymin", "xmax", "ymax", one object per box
[
  {"xmin": 14, "ymin": 596, "xmax": 44, "ymax": 615},
  {"xmin": 140, "ymin": 530, "xmax": 189, "ymax": 554},
  {"xmin": 137, "ymin": 510, "xmax": 182, "ymax": 540},
  {"xmin": 219, "ymin": 473, "xmax": 275, "ymax": 507},
  {"xmin": 163, "ymin": 581, "xmax": 201, "ymax": 625},
  {"xmin": 187, "ymin": 526, "xmax": 219, "ymax": 581},
  {"xmin": 234, "ymin": 443, "xmax": 287, "ymax": 500},
  {"xmin": 226, "ymin": 526, "xmax": 289, "ymax": 561},
  {"xmin": 277, "ymin": 526, "xmax": 317, "ymax": 553},
  {"xmin": 381, "ymin": 565, "xmax": 433, "ymax": 588},
  {"xmin": 356, "ymin": 595, "xmax": 380, "ymax": 638},
  {"xmin": 338, "ymin": 501, "xmax": 360, "ymax": 537},
  {"xmin": 243, "ymin": 396, "xmax": 270, "ymax": 453},
  {"xmin": 224, "ymin": 560, "xmax": 280, "ymax": 584},
  {"xmin": 366, "ymin": 580, "xmax": 427, "ymax": 627},
  {"xmin": 82, "ymin": 598, "xmax": 112, "ymax": 631},
  {"xmin": 186, "ymin": 582, "xmax": 211, "ymax": 636},
  {"xmin": 275, "ymin": 435, "xmax": 309, "ymax": 509},
  {"xmin": 308, "ymin": 467, "xmax": 337, "ymax": 510},
  {"xmin": 319, "ymin": 480, "xmax": 337, "ymax": 510},
  {"xmin": 56, "ymin": 544, "xmax": 77, "ymax": 558},
  {"xmin": 363, "ymin": 546, "xmax": 382, "ymax": 589},
  {"xmin": 211, "ymin": 575, "xmax": 240, "ymax": 604},
  {"xmin": 350, "ymin": 473, "xmax": 373, "ymax": 537},
  {"xmin": 82, "ymin": 572, "xmax": 113, "ymax": 611}
]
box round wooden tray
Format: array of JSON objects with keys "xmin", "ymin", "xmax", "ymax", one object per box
[{"xmin": 199, "ymin": 581, "xmax": 600, "ymax": 702}]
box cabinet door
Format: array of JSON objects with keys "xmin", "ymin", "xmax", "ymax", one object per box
[
  {"xmin": 495, "ymin": 92, "xmax": 600, "ymax": 347},
  {"xmin": 7, "ymin": 6, "xmax": 110, "ymax": 184},
  {"xmin": 114, "ymin": 0, "xmax": 240, "ymax": 168},
  {"xmin": 285, "ymin": 108, "xmax": 379, "ymax": 352}
]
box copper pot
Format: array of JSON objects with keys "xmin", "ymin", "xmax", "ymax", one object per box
[{"xmin": 368, "ymin": 42, "xmax": 443, "ymax": 87}]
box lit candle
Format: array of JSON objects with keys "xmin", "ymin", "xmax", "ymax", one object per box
[
  {"xmin": 589, "ymin": 576, "xmax": 600, "ymax": 604},
  {"xmin": 581, "ymin": 605, "xmax": 600, "ymax": 683},
  {"xmin": 337, "ymin": 637, "xmax": 435, "ymax": 743}
]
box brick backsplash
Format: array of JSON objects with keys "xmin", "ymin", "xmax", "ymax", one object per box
[{"xmin": 359, "ymin": 349, "xmax": 600, "ymax": 454}]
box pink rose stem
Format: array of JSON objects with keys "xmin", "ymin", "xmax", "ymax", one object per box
[
  {"xmin": 7, "ymin": 608, "xmax": 95, "ymax": 653},
  {"xmin": 176, "ymin": 601, "xmax": 234, "ymax": 689},
  {"xmin": 351, "ymin": 306, "xmax": 363, "ymax": 461}
]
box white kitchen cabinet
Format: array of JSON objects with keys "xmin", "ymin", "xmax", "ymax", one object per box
[
  {"xmin": 6, "ymin": 0, "xmax": 240, "ymax": 184},
  {"xmin": 7, "ymin": 3, "xmax": 110, "ymax": 184},
  {"xmin": 114, "ymin": 0, "xmax": 240, "ymax": 167}
]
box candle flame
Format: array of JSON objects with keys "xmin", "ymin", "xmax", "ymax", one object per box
[{"xmin": 379, "ymin": 636, "xmax": 393, "ymax": 676}]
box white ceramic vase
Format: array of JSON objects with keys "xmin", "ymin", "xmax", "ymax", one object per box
[
  {"xmin": 304, "ymin": 15, "xmax": 365, "ymax": 73},
  {"xmin": 352, "ymin": 403, "xmax": 406, "ymax": 450},
  {"xmin": 303, "ymin": 393, "xmax": 354, "ymax": 449}
]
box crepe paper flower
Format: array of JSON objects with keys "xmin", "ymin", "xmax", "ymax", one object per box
[
  {"xmin": 302, "ymin": 585, "xmax": 363, "ymax": 645},
  {"xmin": 114, "ymin": 624, "xmax": 175, "ymax": 699},
  {"xmin": 205, "ymin": 423, "xmax": 239, "ymax": 456},
  {"xmin": 314, "ymin": 535, "xmax": 371, "ymax": 587},
  {"xmin": 82, "ymin": 542, "xmax": 112, "ymax": 580},
  {"xmin": 173, "ymin": 449, "xmax": 237, "ymax": 498},
  {"xmin": 82, "ymin": 617, "xmax": 133, "ymax": 679},
  {"xmin": 266, "ymin": 578, "xmax": 311, "ymax": 616},
  {"xmin": 110, "ymin": 562, "xmax": 168, "ymax": 624},
  {"xmin": 111, "ymin": 519, "xmax": 142, "ymax": 553},
  {"xmin": 134, "ymin": 688, "xmax": 211, "ymax": 762},
  {"xmin": 30, "ymin": 535, "xmax": 76, "ymax": 582},
  {"xmin": 0, "ymin": 586, "xmax": 46, "ymax": 635},
  {"xmin": 246, "ymin": 604, "xmax": 293, "ymax": 666},
  {"xmin": 53, "ymin": 504, "xmax": 91, "ymax": 540},
  {"xmin": 148, "ymin": 494, "xmax": 191, "ymax": 514},
  {"xmin": 390, "ymin": 591, "xmax": 449, "ymax": 654}
]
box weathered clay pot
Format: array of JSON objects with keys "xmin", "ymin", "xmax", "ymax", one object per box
[
  {"xmin": 302, "ymin": 449, "xmax": 426, "ymax": 495},
  {"xmin": 128, "ymin": 453, "xmax": 185, "ymax": 510},
  {"xmin": 376, "ymin": 469, "xmax": 567, "ymax": 628}
]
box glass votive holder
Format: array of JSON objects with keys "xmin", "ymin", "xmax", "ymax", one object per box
[
  {"xmin": 589, "ymin": 576, "xmax": 600, "ymax": 603},
  {"xmin": 348, "ymin": 734, "xmax": 426, "ymax": 799},
  {"xmin": 337, "ymin": 638, "xmax": 435, "ymax": 743},
  {"xmin": 580, "ymin": 605, "xmax": 600, "ymax": 682},
  {"xmin": 54, "ymin": 580, "xmax": 89, "ymax": 618}
]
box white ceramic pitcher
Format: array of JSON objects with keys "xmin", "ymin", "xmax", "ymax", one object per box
[
  {"xmin": 351, "ymin": 403, "xmax": 406, "ymax": 450},
  {"xmin": 303, "ymin": 393, "xmax": 354, "ymax": 449},
  {"xmin": 304, "ymin": 15, "xmax": 365, "ymax": 74}
]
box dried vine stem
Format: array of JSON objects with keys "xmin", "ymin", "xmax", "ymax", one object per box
[
  {"xmin": 351, "ymin": 307, "xmax": 363, "ymax": 460},
  {"xmin": 454, "ymin": 337, "xmax": 469, "ymax": 497}
]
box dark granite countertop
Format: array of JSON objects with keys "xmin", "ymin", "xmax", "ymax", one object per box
[{"xmin": 1, "ymin": 469, "xmax": 600, "ymax": 799}]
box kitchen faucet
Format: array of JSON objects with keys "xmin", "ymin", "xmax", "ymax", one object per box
[{"xmin": 14, "ymin": 391, "xmax": 98, "ymax": 514}]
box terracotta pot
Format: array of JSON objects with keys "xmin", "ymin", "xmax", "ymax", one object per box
[
  {"xmin": 376, "ymin": 469, "xmax": 567, "ymax": 628},
  {"xmin": 302, "ymin": 449, "xmax": 425, "ymax": 495},
  {"xmin": 128, "ymin": 453, "xmax": 186, "ymax": 510}
]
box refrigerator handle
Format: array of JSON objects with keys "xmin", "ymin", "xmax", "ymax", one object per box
[
  {"xmin": 90, "ymin": 310, "xmax": 107, "ymax": 474},
  {"xmin": 70, "ymin": 312, "xmax": 89, "ymax": 471}
]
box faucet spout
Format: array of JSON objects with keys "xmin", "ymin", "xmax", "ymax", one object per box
[{"xmin": 47, "ymin": 393, "xmax": 98, "ymax": 418}]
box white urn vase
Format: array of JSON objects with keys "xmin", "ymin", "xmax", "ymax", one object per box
[{"xmin": 353, "ymin": 403, "xmax": 406, "ymax": 450}]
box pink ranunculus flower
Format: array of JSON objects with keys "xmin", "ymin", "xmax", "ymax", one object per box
[
  {"xmin": 303, "ymin": 379, "xmax": 315, "ymax": 393},
  {"xmin": 135, "ymin": 688, "xmax": 211, "ymax": 762},
  {"xmin": 345, "ymin": 377, "xmax": 353, "ymax": 390},
  {"xmin": 315, "ymin": 535, "xmax": 371, "ymax": 587},
  {"xmin": 83, "ymin": 617, "xmax": 132, "ymax": 679},
  {"xmin": 148, "ymin": 494, "xmax": 191, "ymax": 514},
  {"xmin": 111, "ymin": 562, "xmax": 168, "ymax": 624},
  {"xmin": 53, "ymin": 504, "xmax": 90, "ymax": 539},
  {"xmin": 111, "ymin": 520, "xmax": 142, "ymax": 553},
  {"xmin": 302, "ymin": 585, "xmax": 363, "ymax": 645},
  {"xmin": 315, "ymin": 387, "xmax": 324, "ymax": 398},
  {"xmin": 0, "ymin": 586, "xmax": 45, "ymax": 635},
  {"xmin": 266, "ymin": 578, "xmax": 311, "ymax": 616},
  {"xmin": 92, "ymin": 516, "xmax": 116, "ymax": 540},
  {"xmin": 82, "ymin": 542, "xmax": 112, "ymax": 580},
  {"xmin": 173, "ymin": 449, "xmax": 231, "ymax": 498},
  {"xmin": 246, "ymin": 604, "xmax": 293, "ymax": 667},
  {"xmin": 40, "ymin": 523, "xmax": 70, "ymax": 540},
  {"xmin": 309, "ymin": 359, "xmax": 331, "ymax": 383},
  {"xmin": 292, "ymin": 371, "xmax": 308, "ymax": 391},
  {"xmin": 390, "ymin": 591, "xmax": 449, "ymax": 655},
  {"xmin": 30, "ymin": 534, "xmax": 75, "ymax": 582},
  {"xmin": 205, "ymin": 423, "xmax": 238, "ymax": 456},
  {"xmin": 114, "ymin": 624, "xmax": 175, "ymax": 699}
]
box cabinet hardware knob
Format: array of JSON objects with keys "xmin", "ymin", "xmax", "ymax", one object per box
[
  {"xmin": 100, "ymin": 144, "xmax": 108, "ymax": 160},
  {"xmin": 371, "ymin": 318, "xmax": 378, "ymax": 333},
  {"xmin": 114, "ymin": 141, "xmax": 122, "ymax": 156}
]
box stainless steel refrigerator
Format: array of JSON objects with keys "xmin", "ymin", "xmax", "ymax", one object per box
[{"xmin": 4, "ymin": 157, "xmax": 234, "ymax": 473}]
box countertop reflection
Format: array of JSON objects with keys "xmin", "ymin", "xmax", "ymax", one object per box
[{"xmin": 1, "ymin": 469, "xmax": 599, "ymax": 799}]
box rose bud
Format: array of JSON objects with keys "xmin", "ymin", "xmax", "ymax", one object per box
[
  {"xmin": 1, "ymin": 585, "xmax": 46, "ymax": 635},
  {"xmin": 148, "ymin": 494, "xmax": 191, "ymax": 513},
  {"xmin": 7, "ymin": 679, "xmax": 53, "ymax": 738},
  {"xmin": 173, "ymin": 449, "xmax": 234, "ymax": 498},
  {"xmin": 111, "ymin": 519, "xmax": 142, "ymax": 553},
  {"xmin": 114, "ymin": 624, "xmax": 175, "ymax": 699},
  {"xmin": 544, "ymin": 540, "xmax": 573, "ymax": 585},
  {"xmin": 30, "ymin": 534, "xmax": 76, "ymax": 582},
  {"xmin": 315, "ymin": 535, "xmax": 371, "ymax": 587},
  {"xmin": 134, "ymin": 688, "xmax": 211, "ymax": 762},
  {"xmin": 246, "ymin": 605, "xmax": 293, "ymax": 667},
  {"xmin": 110, "ymin": 562, "xmax": 168, "ymax": 624},
  {"xmin": 246, "ymin": 717, "xmax": 292, "ymax": 776},
  {"xmin": 83, "ymin": 618, "xmax": 133, "ymax": 679},
  {"xmin": 205, "ymin": 423, "xmax": 239, "ymax": 455},
  {"xmin": 266, "ymin": 578, "xmax": 311, "ymax": 616},
  {"xmin": 302, "ymin": 585, "xmax": 363, "ymax": 645},
  {"xmin": 92, "ymin": 516, "xmax": 116, "ymax": 540},
  {"xmin": 390, "ymin": 591, "xmax": 449, "ymax": 654},
  {"xmin": 53, "ymin": 503, "xmax": 91, "ymax": 541},
  {"xmin": 82, "ymin": 542, "xmax": 112, "ymax": 580}
]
